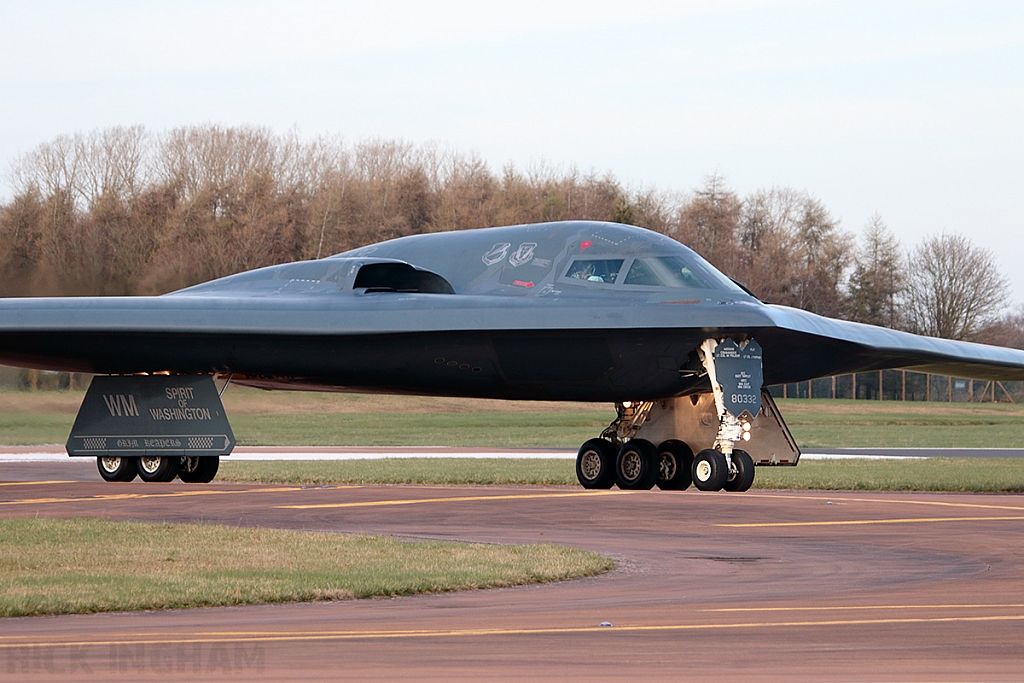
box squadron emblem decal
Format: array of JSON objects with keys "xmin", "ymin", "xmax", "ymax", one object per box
[
  {"xmin": 508, "ymin": 242, "xmax": 537, "ymax": 268},
  {"xmin": 482, "ymin": 243, "xmax": 510, "ymax": 266}
]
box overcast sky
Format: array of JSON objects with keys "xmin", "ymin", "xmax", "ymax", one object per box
[{"xmin": 2, "ymin": 0, "xmax": 1022, "ymax": 302}]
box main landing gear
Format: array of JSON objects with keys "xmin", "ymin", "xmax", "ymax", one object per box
[
  {"xmin": 574, "ymin": 438, "xmax": 751, "ymax": 492},
  {"xmin": 575, "ymin": 336, "xmax": 764, "ymax": 492},
  {"xmin": 96, "ymin": 456, "xmax": 220, "ymax": 483},
  {"xmin": 576, "ymin": 435, "xmax": 694, "ymax": 491}
]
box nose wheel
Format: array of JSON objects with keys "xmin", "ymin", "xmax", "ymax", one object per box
[
  {"xmin": 723, "ymin": 449, "xmax": 755, "ymax": 492},
  {"xmin": 692, "ymin": 449, "xmax": 729, "ymax": 491}
]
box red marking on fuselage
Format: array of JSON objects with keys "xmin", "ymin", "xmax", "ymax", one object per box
[{"xmin": 513, "ymin": 280, "xmax": 534, "ymax": 288}]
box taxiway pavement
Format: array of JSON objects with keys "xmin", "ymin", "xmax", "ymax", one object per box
[{"xmin": 2, "ymin": 469, "xmax": 1024, "ymax": 680}]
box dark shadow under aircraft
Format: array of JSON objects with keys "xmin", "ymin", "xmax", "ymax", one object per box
[{"xmin": 1, "ymin": 221, "xmax": 1022, "ymax": 490}]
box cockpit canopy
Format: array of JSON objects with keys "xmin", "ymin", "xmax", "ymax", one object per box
[
  {"xmin": 338, "ymin": 220, "xmax": 749, "ymax": 298},
  {"xmin": 169, "ymin": 221, "xmax": 750, "ymax": 300}
]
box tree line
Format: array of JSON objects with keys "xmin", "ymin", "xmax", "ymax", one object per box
[{"xmin": 1, "ymin": 125, "xmax": 1020, "ymax": 347}]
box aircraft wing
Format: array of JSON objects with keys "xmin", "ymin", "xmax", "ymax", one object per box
[{"xmin": 760, "ymin": 304, "xmax": 1024, "ymax": 382}]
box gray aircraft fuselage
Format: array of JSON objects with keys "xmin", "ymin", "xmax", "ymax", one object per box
[{"xmin": 1, "ymin": 220, "xmax": 1022, "ymax": 402}]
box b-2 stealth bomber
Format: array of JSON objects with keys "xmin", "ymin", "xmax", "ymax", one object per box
[{"xmin": 1, "ymin": 220, "xmax": 1022, "ymax": 489}]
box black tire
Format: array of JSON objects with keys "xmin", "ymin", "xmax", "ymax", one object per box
[
  {"xmin": 96, "ymin": 456, "xmax": 138, "ymax": 482},
  {"xmin": 692, "ymin": 448, "xmax": 728, "ymax": 491},
  {"xmin": 178, "ymin": 456, "xmax": 220, "ymax": 483},
  {"xmin": 656, "ymin": 440, "xmax": 693, "ymax": 491},
  {"xmin": 616, "ymin": 439, "xmax": 659, "ymax": 490},
  {"xmin": 576, "ymin": 438, "xmax": 617, "ymax": 489},
  {"xmin": 137, "ymin": 455, "xmax": 180, "ymax": 483},
  {"xmin": 723, "ymin": 449, "xmax": 755, "ymax": 492}
]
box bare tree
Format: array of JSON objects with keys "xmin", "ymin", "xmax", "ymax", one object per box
[
  {"xmin": 845, "ymin": 213, "xmax": 904, "ymax": 327},
  {"xmin": 736, "ymin": 187, "xmax": 805, "ymax": 303},
  {"xmin": 676, "ymin": 173, "xmax": 741, "ymax": 275},
  {"xmin": 792, "ymin": 197, "xmax": 852, "ymax": 317},
  {"xmin": 973, "ymin": 304, "xmax": 1024, "ymax": 349},
  {"xmin": 0, "ymin": 186, "xmax": 46, "ymax": 295},
  {"xmin": 904, "ymin": 233, "xmax": 1010, "ymax": 340},
  {"xmin": 0, "ymin": 124, "xmax": 882, "ymax": 307}
]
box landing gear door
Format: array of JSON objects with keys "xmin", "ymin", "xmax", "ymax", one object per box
[
  {"xmin": 714, "ymin": 339, "xmax": 763, "ymax": 419},
  {"xmin": 66, "ymin": 375, "xmax": 235, "ymax": 458}
]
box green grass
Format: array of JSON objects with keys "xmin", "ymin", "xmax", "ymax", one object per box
[
  {"xmin": 0, "ymin": 518, "xmax": 613, "ymax": 618},
  {"xmin": 220, "ymin": 457, "xmax": 1024, "ymax": 492},
  {"xmin": 0, "ymin": 390, "xmax": 1021, "ymax": 449},
  {"xmin": 221, "ymin": 457, "xmax": 579, "ymax": 486},
  {"xmin": 0, "ymin": 389, "xmax": 1019, "ymax": 454},
  {"xmin": 0, "ymin": 413, "xmax": 76, "ymax": 445},
  {"xmin": 754, "ymin": 457, "xmax": 1024, "ymax": 492},
  {"xmin": 228, "ymin": 411, "xmax": 611, "ymax": 447},
  {"xmin": 777, "ymin": 398, "xmax": 1024, "ymax": 448}
]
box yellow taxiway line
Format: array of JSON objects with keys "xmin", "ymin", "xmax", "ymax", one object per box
[
  {"xmin": 705, "ymin": 603, "xmax": 1024, "ymax": 613},
  {"xmin": 718, "ymin": 515, "xmax": 1024, "ymax": 528},
  {"xmin": 5, "ymin": 613, "xmax": 1024, "ymax": 649},
  {"xmin": 277, "ymin": 490, "xmax": 634, "ymax": 509},
  {"xmin": 0, "ymin": 480, "xmax": 75, "ymax": 487},
  {"xmin": 0, "ymin": 486, "xmax": 353, "ymax": 506},
  {"xmin": 744, "ymin": 491, "xmax": 1024, "ymax": 513}
]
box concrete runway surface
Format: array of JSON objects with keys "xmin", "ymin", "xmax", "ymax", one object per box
[{"xmin": 3, "ymin": 463, "xmax": 1024, "ymax": 681}]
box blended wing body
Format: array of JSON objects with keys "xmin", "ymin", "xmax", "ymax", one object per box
[{"xmin": 0, "ymin": 220, "xmax": 1022, "ymax": 402}]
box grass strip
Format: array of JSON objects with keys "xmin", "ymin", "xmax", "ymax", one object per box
[
  {"xmin": 0, "ymin": 518, "xmax": 613, "ymax": 618},
  {"xmin": 220, "ymin": 458, "xmax": 579, "ymax": 486},
  {"xmin": 754, "ymin": 457, "xmax": 1024, "ymax": 492},
  {"xmin": 220, "ymin": 457, "xmax": 1024, "ymax": 492},
  {"xmin": 228, "ymin": 411, "xmax": 611, "ymax": 448},
  {"xmin": 1, "ymin": 392, "xmax": 1022, "ymax": 448},
  {"xmin": 0, "ymin": 411, "xmax": 613, "ymax": 448}
]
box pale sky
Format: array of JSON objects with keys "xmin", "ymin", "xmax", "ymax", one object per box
[{"xmin": 2, "ymin": 0, "xmax": 1022, "ymax": 302}]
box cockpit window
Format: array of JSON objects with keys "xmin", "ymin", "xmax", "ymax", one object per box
[
  {"xmin": 622, "ymin": 254, "xmax": 737, "ymax": 290},
  {"xmin": 623, "ymin": 256, "xmax": 716, "ymax": 288},
  {"xmin": 564, "ymin": 259, "xmax": 623, "ymax": 284}
]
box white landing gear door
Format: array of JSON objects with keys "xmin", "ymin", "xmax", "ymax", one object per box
[{"xmin": 699, "ymin": 338, "xmax": 763, "ymax": 457}]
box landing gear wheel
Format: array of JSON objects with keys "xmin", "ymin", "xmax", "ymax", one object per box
[
  {"xmin": 178, "ymin": 456, "xmax": 220, "ymax": 483},
  {"xmin": 616, "ymin": 439, "xmax": 659, "ymax": 490},
  {"xmin": 137, "ymin": 455, "xmax": 180, "ymax": 483},
  {"xmin": 692, "ymin": 449, "xmax": 728, "ymax": 491},
  {"xmin": 97, "ymin": 456, "xmax": 138, "ymax": 482},
  {"xmin": 723, "ymin": 449, "xmax": 755, "ymax": 492},
  {"xmin": 656, "ymin": 440, "xmax": 693, "ymax": 491},
  {"xmin": 576, "ymin": 438, "xmax": 617, "ymax": 489}
]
